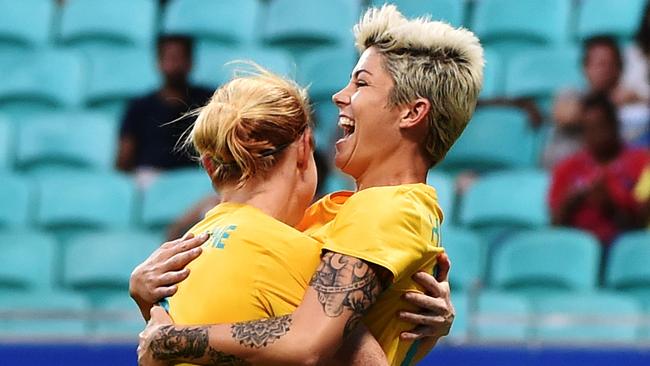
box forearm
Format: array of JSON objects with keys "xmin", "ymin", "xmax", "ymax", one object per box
[{"xmin": 330, "ymin": 323, "xmax": 387, "ymax": 366}]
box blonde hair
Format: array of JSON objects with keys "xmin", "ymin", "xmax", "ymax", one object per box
[
  {"xmin": 185, "ymin": 64, "xmax": 312, "ymax": 188},
  {"xmin": 354, "ymin": 5, "xmax": 484, "ymax": 165}
]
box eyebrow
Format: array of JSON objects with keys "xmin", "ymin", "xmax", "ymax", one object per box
[{"xmin": 351, "ymin": 69, "xmax": 373, "ymax": 78}]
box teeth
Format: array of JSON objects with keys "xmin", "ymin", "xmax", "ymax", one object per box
[{"xmin": 338, "ymin": 116, "xmax": 355, "ymax": 128}]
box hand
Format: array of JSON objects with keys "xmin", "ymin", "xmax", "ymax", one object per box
[
  {"xmin": 138, "ymin": 306, "xmax": 174, "ymax": 366},
  {"xmin": 129, "ymin": 233, "xmax": 209, "ymax": 315},
  {"xmin": 399, "ymin": 253, "xmax": 454, "ymax": 341}
]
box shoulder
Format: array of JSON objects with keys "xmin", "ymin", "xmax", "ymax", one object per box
[{"xmin": 189, "ymin": 86, "xmax": 213, "ymax": 103}]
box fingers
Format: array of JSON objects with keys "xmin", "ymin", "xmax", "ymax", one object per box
[
  {"xmin": 398, "ymin": 311, "xmax": 447, "ymax": 328},
  {"xmin": 412, "ymin": 272, "xmax": 443, "ymax": 297},
  {"xmin": 435, "ymin": 252, "xmax": 451, "ymax": 282},
  {"xmin": 165, "ymin": 232, "xmax": 209, "ymax": 257},
  {"xmin": 153, "ymin": 285, "xmax": 178, "ymax": 300},
  {"xmin": 163, "ymin": 246, "xmax": 203, "ymax": 272},
  {"xmin": 149, "ymin": 305, "xmax": 168, "ymax": 323},
  {"xmin": 158, "ymin": 268, "xmax": 191, "ymax": 287},
  {"xmin": 402, "ymin": 293, "xmax": 449, "ymax": 316}
]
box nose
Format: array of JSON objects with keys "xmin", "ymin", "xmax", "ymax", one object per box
[{"xmin": 332, "ymin": 84, "xmax": 351, "ymax": 108}]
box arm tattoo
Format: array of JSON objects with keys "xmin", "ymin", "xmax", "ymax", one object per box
[
  {"xmin": 309, "ymin": 252, "xmax": 384, "ymax": 337},
  {"xmin": 230, "ymin": 314, "xmax": 292, "ymax": 348},
  {"xmin": 150, "ymin": 325, "xmax": 250, "ymax": 365}
]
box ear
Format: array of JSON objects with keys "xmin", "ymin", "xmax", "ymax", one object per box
[
  {"xmin": 296, "ymin": 129, "xmax": 313, "ymax": 172},
  {"xmin": 399, "ymin": 98, "xmax": 431, "ymax": 129},
  {"xmin": 201, "ymin": 154, "xmax": 216, "ymax": 177}
]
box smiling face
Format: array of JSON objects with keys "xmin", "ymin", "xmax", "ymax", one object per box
[{"xmin": 331, "ymin": 47, "xmax": 403, "ymax": 178}]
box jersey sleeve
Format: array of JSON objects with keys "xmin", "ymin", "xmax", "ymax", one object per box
[{"xmin": 320, "ymin": 187, "xmax": 443, "ymax": 283}]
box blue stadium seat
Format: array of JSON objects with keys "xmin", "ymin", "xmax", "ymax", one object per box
[
  {"xmin": 163, "ymin": 0, "xmax": 261, "ymax": 45},
  {"xmin": 440, "ymin": 107, "xmax": 535, "ymax": 171},
  {"xmin": 491, "ymin": 229, "xmax": 601, "ymax": 294},
  {"xmin": 443, "ymin": 227, "xmax": 484, "ymax": 291},
  {"xmin": 0, "ymin": 231, "xmax": 57, "ymax": 290},
  {"xmin": 0, "ymin": 49, "xmax": 85, "ymax": 118},
  {"xmin": 263, "ymin": 0, "xmax": 361, "ymax": 55},
  {"xmin": 426, "ymin": 170, "xmax": 455, "ymax": 222},
  {"xmin": 16, "ymin": 112, "xmax": 116, "ymax": 172},
  {"xmin": 35, "ymin": 172, "xmax": 136, "ymax": 234},
  {"xmin": 93, "ymin": 295, "xmax": 145, "ymax": 338},
  {"xmin": 0, "ymin": 291, "xmax": 89, "ymax": 338},
  {"xmin": 59, "ymin": 0, "xmax": 157, "ymax": 49},
  {"xmin": 64, "ymin": 231, "xmax": 162, "ymax": 303},
  {"xmin": 459, "ymin": 170, "xmax": 550, "ymax": 231},
  {"xmin": 0, "ymin": 0, "xmax": 54, "ymax": 50},
  {"xmin": 533, "ymin": 292, "xmax": 641, "ymax": 343},
  {"xmin": 141, "ymin": 169, "xmax": 215, "ymax": 231},
  {"xmin": 471, "ymin": 0, "xmax": 572, "ymax": 55},
  {"xmin": 480, "ymin": 48, "xmax": 504, "ymax": 100},
  {"xmin": 370, "ymin": 0, "xmax": 465, "ymax": 26},
  {"xmin": 0, "ymin": 115, "xmax": 11, "ymax": 170},
  {"xmin": 605, "ymin": 231, "xmax": 650, "ymax": 309},
  {"xmin": 84, "ymin": 47, "xmax": 160, "ymax": 118},
  {"xmin": 192, "ymin": 44, "xmax": 295, "ymax": 89},
  {"xmin": 321, "ymin": 171, "xmax": 356, "ymax": 195},
  {"xmin": 576, "ymin": 0, "xmax": 646, "ymax": 42},
  {"xmin": 446, "ymin": 291, "xmax": 469, "ymax": 343},
  {"xmin": 0, "ymin": 173, "xmax": 32, "ymax": 228},
  {"xmin": 474, "ymin": 290, "xmax": 532, "ymax": 342}
]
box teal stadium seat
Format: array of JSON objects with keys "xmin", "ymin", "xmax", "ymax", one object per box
[
  {"xmin": 298, "ymin": 47, "xmax": 357, "ymax": 151},
  {"xmin": 36, "ymin": 172, "xmax": 136, "ymax": 234},
  {"xmin": 0, "ymin": 291, "xmax": 89, "ymax": 338},
  {"xmin": 64, "ymin": 231, "xmax": 162, "ymax": 304},
  {"xmin": 370, "ymin": 0, "xmax": 465, "ymax": 26},
  {"xmin": 471, "ymin": 0, "xmax": 572, "ymax": 56},
  {"xmin": 474, "ymin": 290, "xmax": 532, "ymax": 343},
  {"xmin": 85, "ymin": 47, "xmax": 160, "ymax": 118},
  {"xmin": 576, "ymin": 0, "xmax": 646, "ymax": 42},
  {"xmin": 0, "ymin": 173, "xmax": 32, "ymax": 228},
  {"xmin": 480, "ymin": 48, "xmax": 504, "ymax": 100},
  {"xmin": 59, "ymin": 0, "xmax": 157, "ymax": 49},
  {"xmin": 605, "ymin": 231, "xmax": 650, "ymax": 309},
  {"xmin": 93, "ymin": 295, "xmax": 145, "ymax": 338},
  {"xmin": 192, "ymin": 44, "xmax": 294, "ymax": 88},
  {"xmin": 441, "ymin": 107, "xmax": 535, "ymax": 171},
  {"xmin": 0, "ymin": 0, "xmax": 54, "ymax": 50},
  {"xmin": 426, "ymin": 170, "xmax": 455, "ymax": 222},
  {"xmin": 534, "ymin": 292, "xmax": 641, "ymax": 343},
  {"xmin": 0, "ymin": 49, "xmax": 85, "ymax": 118},
  {"xmin": 0, "ymin": 115, "xmax": 11, "ymax": 170},
  {"xmin": 460, "ymin": 170, "xmax": 550, "ymax": 231},
  {"xmin": 445, "ymin": 291, "xmax": 469, "ymax": 343},
  {"xmin": 491, "ymin": 229, "xmax": 601, "ymax": 295},
  {"xmin": 0, "ymin": 231, "xmax": 57, "ymax": 290},
  {"xmin": 16, "ymin": 112, "xmax": 116, "ymax": 172},
  {"xmin": 263, "ymin": 0, "xmax": 361, "ymax": 55},
  {"xmin": 163, "ymin": 0, "xmax": 261, "ymax": 45},
  {"xmin": 141, "ymin": 169, "xmax": 215, "ymax": 231},
  {"xmin": 321, "ymin": 171, "xmax": 356, "ymax": 195},
  {"xmin": 442, "ymin": 227, "xmax": 484, "ymax": 291}
]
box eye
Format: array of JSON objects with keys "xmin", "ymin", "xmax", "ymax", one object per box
[{"xmin": 354, "ymin": 79, "xmax": 368, "ymax": 87}]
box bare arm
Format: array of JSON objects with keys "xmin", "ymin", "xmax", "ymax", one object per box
[{"xmin": 116, "ymin": 134, "xmax": 136, "ymax": 172}]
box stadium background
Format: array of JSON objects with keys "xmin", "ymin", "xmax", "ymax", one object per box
[{"xmin": 1, "ymin": 0, "xmax": 649, "ymax": 365}]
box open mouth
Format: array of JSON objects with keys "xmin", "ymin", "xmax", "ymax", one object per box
[{"xmin": 338, "ymin": 116, "xmax": 356, "ymax": 139}]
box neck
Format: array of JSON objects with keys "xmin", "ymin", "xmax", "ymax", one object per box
[
  {"xmin": 592, "ymin": 141, "xmax": 623, "ymax": 164},
  {"xmin": 159, "ymin": 84, "xmax": 188, "ymax": 101},
  {"xmin": 354, "ymin": 146, "xmax": 429, "ymax": 191}
]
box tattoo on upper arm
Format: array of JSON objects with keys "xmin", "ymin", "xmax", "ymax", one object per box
[
  {"xmin": 309, "ymin": 252, "xmax": 384, "ymax": 337},
  {"xmin": 150, "ymin": 325, "xmax": 250, "ymax": 365},
  {"xmin": 231, "ymin": 314, "xmax": 292, "ymax": 348}
]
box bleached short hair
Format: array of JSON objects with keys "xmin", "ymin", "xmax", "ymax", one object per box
[{"xmin": 355, "ymin": 5, "xmax": 484, "ymax": 165}]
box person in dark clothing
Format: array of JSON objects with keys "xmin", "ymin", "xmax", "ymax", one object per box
[{"xmin": 116, "ymin": 34, "xmax": 213, "ymax": 187}]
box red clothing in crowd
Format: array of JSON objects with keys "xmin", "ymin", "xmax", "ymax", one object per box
[{"xmin": 549, "ymin": 147, "xmax": 650, "ymax": 244}]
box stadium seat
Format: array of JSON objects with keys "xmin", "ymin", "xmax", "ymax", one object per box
[
  {"xmin": 446, "ymin": 291, "xmax": 469, "ymax": 343},
  {"xmin": 163, "ymin": 0, "xmax": 261, "ymax": 45},
  {"xmin": 141, "ymin": 169, "xmax": 215, "ymax": 231},
  {"xmin": 491, "ymin": 229, "xmax": 601, "ymax": 294},
  {"xmin": 605, "ymin": 231, "xmax": 650, "ymax": 309},
  {"xmin": 0, "ymin": 231, "xmax": 57, "ymax": 290},
  {"xmin": 84, "ymin": 47, "xmax": 160, "ymax": 118},
  {"xmin": 0, "ymin": 291, "xmax": 89, "ymax": 338},
  {"xmin": 0, "ymin": 0, "xmax": 54, "ymax": 50},
  {"xmin": 15, "ymin": 112, "xmax": 117, "ymax": 172},
  {"xmin": 63, "ymin": 231, "xmax": 162, "ymax": 303},
  {"xmin": 474, "ymin": 290, "xmax": 532, "ymax": 342},
  {"xmin": 0, "ymin": 115, "xmax": 11, "ymax": 170},
  {"xmin": 59, "ymin": 0, "xmax": 157, "ymax": 49},
  {"xmin": 320, "ymin": 171, "xmax": 356, "ymax": 195},
  {"xmin": 192, "ymin": 44, "xmax": 295, "ymax": 89},
  {"xmin": 459, "ymin": 170, "xmax": 550, "ymax": 231},
  {"xmin": 471, "ymin": 0, "xmax": 572, "ymax": 55},
  {"xmin": 92, "ymin": 295, "xmax": 145, "ymax": 338},
  {"xmin": 370, "ymin": 0, "xmax": 465, "ymax": 26},
  {"xmin": 426, "ymin": 170, "xmax": 455, "ymax": 222},
  {"xmin": 262, "ymin": 0, "xmax": 361, "ymax": 55},
  {"xmin": 576, "ymin": 0, "xmax": 646, "ymax": 42},
  {"xmin": 0, "ymin": 173, "xmax": 32, "ymax": 228},
  {"xmin": 533, "ymin": 292, "xmax": 641, "ymax": 343},
  {"xmin": 0, "ymin": 49, "xmax": 85, "ymax": 118},
  {"xmin": 440, "ymin": 107, "xmax": 535, "ymax": 171},
  {"xmin": 443, "ymin": 227, "xmax": 484, "ymax": 291},
  {"xmin": 35, "ymin": 172, "xmax": 136, "ymax": 234},
  {"xmin": 480, "ymin": 48, "xmax": 504, "ymax": 100}
]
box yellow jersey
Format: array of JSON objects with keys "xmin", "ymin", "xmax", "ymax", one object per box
[
  {"xmin": 302, "ymin": 184, "xmax": 445, "ymax": 366},
  {"xmin": 634, "ymin": 166, "xmax": 650, "ymax": 227}
]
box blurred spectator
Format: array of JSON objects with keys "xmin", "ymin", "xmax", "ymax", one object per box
[
  {"xmin": 633, "ymin": 164, "xmax": 650, "ymax": 228},
  {"xmin": 116, "ymin": 34, "xmax": 213, "ymax": 188},
  {"xmin": 549, "ymin": 93, "xmax": 650, "ymax": 246},
  {"xmin": 545, "ymin": 35, "xmax": 650, "ymax": 168}
]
